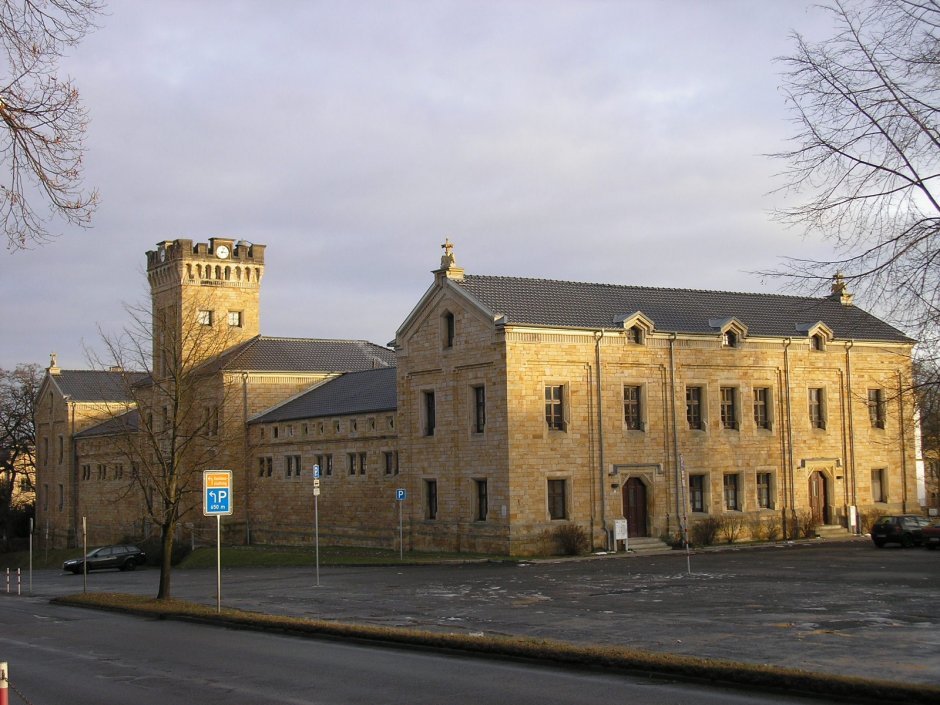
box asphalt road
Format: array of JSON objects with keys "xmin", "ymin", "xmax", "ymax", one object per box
[
  {"xmin": 10, "ymin": 537, "xmax": 940, "ymax": 685},
  {"xmin": 0, "ymin": 598, "xmax": 861, "ymax": 705}
]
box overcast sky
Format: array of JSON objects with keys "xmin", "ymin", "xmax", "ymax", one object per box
[{"xmin": 0, "ymin": 0, "xmax": 846, "ymax": 371}]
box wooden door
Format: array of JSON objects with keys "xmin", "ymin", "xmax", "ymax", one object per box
[
  {"xmin": 622, "ymin": 478, "xmax": 649, "ymax": 537},
  {"xmin": 809, "ymin": 471, "xmax": 829, "ymax": 525}
]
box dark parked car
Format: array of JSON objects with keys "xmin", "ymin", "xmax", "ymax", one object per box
[
  {"xmin": 923, "ymin": 519, "xmax": 940, "ymax": 550},
  {"xmin": 870, "ymin": 515, "xmax": 930, "ymax": 548},
  {"xmin": 63, "ymin": 544, "xmax": 147, "ymax": 573}
]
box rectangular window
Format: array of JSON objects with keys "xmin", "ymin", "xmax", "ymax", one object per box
[
  {"xmin": 42, "ymin": 483, "xmax": 48, "ymax": 511},
  {"xmin": 757, "ymin": 472, "xmax": 773, "ymax": 509},
  {"xmin": 723, "ymin": 474, "xmax": 740, "ymax": 511},
  {"xmin": 324, "ymin": 454, "xmax": 333, "ymax": 476},
  {"xmin": 57, "ymin": 436, "xmax": 64, "ymax": 464},
  {"xmin": 548, "ymin": 479, "xmax": 567, "ymax": 519},
  {"xmin": 114, "ymin": 464, "xmax": 124, "ymax": 480},
  {"xmin": 753, "ymin": 387, "xmax": 771, "ymax": 430},
  {"xmin": 809, "ymin": 388, "xmax": 826, "ymax": 429},
  {"xmin": 197, "ymin": 309, "xmax": 213, "ymax": 326},
  {"xmin": 720, "ymin": 387, "xmax": 737, "ymax": 429},
  {"xmin": 689, "ymin": 474, "xmax": 706, "ymax": 513},
  {"xmin": 443, "ymin": 312, "xmax": 455, "ymax": 348},
  {"xmin": 545, "ymin": 385, "xmax": 565, "ymax": 431},
  {"xmin": 348, "ymin": 452, "xmax": 357, "ymax": 475},
  {"xmin": 359, "ymin": 452, "xmax": 367, "ymax": 476},
  {"xmin": 868, "ymin": 389, "xmax": 886, "ymax": 429},
  {"xmin": 57, "ymin": 483, "xmax": 64, "ymax": 511},
  {"xmin": 97, "ymin": 464, "xmax": 106, "ymax": 480},
  {"xmin": 81, "ymin": 464, "xmax": 91, "ymax": 481},
  {"xmin": 383, "ymin": 451, "xmax": 399, "ymax": 475},
  {"xmin": 475, "ymin": 479, "xmax": 488, "ymax": 521},
  {"xmin": 686, "ymin": 386, "xmax": 703, "ymax": 430},
  {"xmin": 286, "ymin": 454, "xmax": 301, "ymax": 477},
  {"xmin": 623, "ymin": 385, "xmax": 642, "ymax": 430},
  {"xmin": 472, "ymin": 385, "xmax": 486, "ymax": 434},
  {"xmin": 872, "ymin": 468, "xmax": 886, "ymax": 502},
  {"xmin": 423, "ymin": 391, "xmax": 436, "ymax": 436},
  {"xmin": 257, "ymin": 456, "xmax": 273, "ymax": 478},
  {"xmin": 227, "ymin": 311, "xmax": 242, "ymax": 327},
  {"xmin": 425, "ymin": 479, "xmax": 438, "ymax": 520}
]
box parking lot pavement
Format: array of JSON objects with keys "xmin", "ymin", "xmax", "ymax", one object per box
[{"xmin": 15, "ymin": 538, "xmax": 940, "ymax": 685}]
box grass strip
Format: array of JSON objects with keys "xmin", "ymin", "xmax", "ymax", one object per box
[{"xmin": 53, "ymin": 592, "xmax": 939, "ymax": 705}]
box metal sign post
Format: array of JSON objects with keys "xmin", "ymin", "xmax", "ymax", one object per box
[
  {"xmin": 396, "ymin": 488, "xmax": 406, "ymax": 560},
  {"xmin": 28, "ymin": 517, "xmax": 32, "ymax": 594},
  {"xmin": 313, "ymin": 464, "xmax": 321, "ymax": 587},
  {"xmin": 203, "ymin": 470, "xmax": 233, "ymax": 613}
]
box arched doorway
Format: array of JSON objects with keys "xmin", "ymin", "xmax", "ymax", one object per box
[
  {"xmin": 809, "ymin": 471, "xmax": 830, "ymax": 525},
  {"xmin": 622, "ymin": 477, "xmax": 649, "ymax": 537}
]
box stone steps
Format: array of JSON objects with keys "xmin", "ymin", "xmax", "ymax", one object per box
[{"xmin": 815, "ymin": 524, "xmax": 851, "ymax": 539}]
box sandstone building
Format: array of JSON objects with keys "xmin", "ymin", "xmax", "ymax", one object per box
[{"xmin": 34, "ymin": 239, "xmax": 922, "ymax": 554}]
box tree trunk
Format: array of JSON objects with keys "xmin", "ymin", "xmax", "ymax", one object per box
[{"xmin": 157, "ymin": 522, "xmax": 174, "ymax": 599}]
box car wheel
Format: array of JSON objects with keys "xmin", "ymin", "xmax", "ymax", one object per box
[
  {"xmin": 873, "ymin": 539, "xmax": 886, "ymax": 548},
  {"xmin": 901, "ymin": 533, "xmax": 914, "ymax": 548},
  {"xmin": 121, "ymin": 559, "xmax": 136, "ymax": 571}
]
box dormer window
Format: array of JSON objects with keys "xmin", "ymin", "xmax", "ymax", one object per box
[
  {"xmin": 811, "ymin": 333, "xmax": 825, "ymax": 351},
  {"xmin": 723, "ymin": 331, "xmax": 738, "ymax": 348},
  {"xmin": 628, "ymin": 326, "xmax": 644, "ymax": 344}
]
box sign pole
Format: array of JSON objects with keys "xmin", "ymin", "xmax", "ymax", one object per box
[
  {"xmin": 399, "ymin": 498, "xmax": 403, "ymax": 560},
  {"xmin": 216, "ymin": 514, "xmax": 221, "ymax": 614},
  {"xmin": 82, "ymin": 516, "xmax": 87, "ymax": 594},
  {"xmin": 28, "ymin": 517, "xmax": 33, "ymax": 594},
  {"xmin": 314, "ymin": 492, "xmax": 320, "ymax": 587}
]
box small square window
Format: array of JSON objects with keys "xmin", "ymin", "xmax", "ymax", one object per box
[
  {"xmin": 197, "ymin": 309, "xmax": 213, "ymax": 326},
  {"xmin": 227, "ymin": 311, "xmax": 242, "ymax": 327}
]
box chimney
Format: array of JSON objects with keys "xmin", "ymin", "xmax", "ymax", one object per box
[{"xmin": 830, "ymin": 272, "xmax": 853, "ymax": 306}]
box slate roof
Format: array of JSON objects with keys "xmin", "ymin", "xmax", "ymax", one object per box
[
  {"xmin": 452, "ymin": 275, "xmax": 912, "ymax": 343},
  {"xmin": 49, "ymin": 370, "xmax": 148, "ymax": 402},
  {"xmin": 74, "ymin": 409, "xmax": 140, "ymax": 439},
  {"xmin": 206, "ymin": 336, "xmax": 395, "ymax": 374},
  {"xmin": 251, "ymin": 367, "xmax": 397, "ymax": 423}
]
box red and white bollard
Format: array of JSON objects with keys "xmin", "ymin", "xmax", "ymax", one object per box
[{"xmin": 1, "ymin": 661, "xmax": 9, "ymax": 705}]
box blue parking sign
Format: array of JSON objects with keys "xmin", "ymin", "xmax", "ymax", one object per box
[
  {"xmin": 313, "ymin": 464, "xmax": 321, "ymax": 479},
  {"xmin": 396, "ymin": 488, "xmax": 407, "ymax": 501}
]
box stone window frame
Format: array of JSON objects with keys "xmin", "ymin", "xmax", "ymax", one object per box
[
  {"xmin": 719, "ymin": 386, "xmax": 739, "ymax": 430},
  {"xmin": 868, "ymin": 388, "xmax": 887, "ymax": 429},
  {"xmin": 441, "ymin": 310, "xmax": 456, "ymax": 349},
  {"xmin": 424, "ymin": 478, "xmax": 438, "ymax": 520},
  {"xmin": 756, "ymin": 471, "xmax": 775, "ymax": 509},
  {"xmin": 473, "ymin": 478, "xmax": 488, "ymax": 522},
  {"xmin": 685, "ymin": 384, "xmax": 707, "ymax": 431},
  {"xmin": 753, "ymin": 386, "xmax": 773, "ymax": 431},
  {"xmin": 689, "ymin": 473, "xmax": 708, "ymax": 513},
  {"xmin": 723, "ymin": 473, "xmax": 741, "ymax": 511},
  {"xmin": 421, "ymin": 389, "xmax": 436, "ymax": 437},
  {"xmin": 544, "ymin": 382, "xmax": 569, "ymax": 433},
  {"xmin": 470, "ymin": 383, "xmax": 486, "ymax": 435},
  {"xmin": 547, "ymin": 477, "xmax": 569, "ymax": 520},
  {"xmin": 872, "ymin": 467, "xmax": 887, "ymax": 503},
  {"xmin": 808, "ymin": 387, "xmax": 827, "ymax": 430},
  {"xmin": 197, "ymin": 309, "xmax": 213, "ymax": 326},
  {"xmin": 622, "ymin": 383, "xmax": 645, "ymax": 432},
  {"xmin": 227, "ymin": 310, "xmax": 243, "ymax": 328}
]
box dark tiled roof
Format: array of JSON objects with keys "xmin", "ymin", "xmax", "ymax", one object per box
[
  {"xmin": 251, "ymin": 367, "xmax": 397, "ymax": 423},
  {"xmin": 453, "ymin": 275, "xmax": 912, "ymax": 342},
  {"xmin": 74, "ymin": 410, "xmax": 140, "ymax": 439},
  {"xmin": 210, "ymin": 336, "xmax": 395, "ymax": 373},
  {"xmin": 51, "ymin": 370, "xmax": 148, "ymax": 402}
]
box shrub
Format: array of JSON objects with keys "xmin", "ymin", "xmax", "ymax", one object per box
[
  {"xmin": 763, "ymin": 517, "xmax": 781, "ymax": 542},
  {"xmin": 720, "ymin": 515, "xmax": 745, "ymax": 544},
  {"xmin": 860, "ymin": 508, "xmax": 886, "ymax": 534},
  {"xmin": 795, "ymin": 510, "xmax": 819, "ymax": 539},
  {"xmin": 690, "ymin": 517, "xmax": 721, "ymax": 546},
  {"xmin": 746, "ymin": 515, "xmax": 766, "ymax": 541},
  {"xmin": 547, "ymin": 524, "xmax": 590, "ymax": 556},
  {"xmin": 138, "ymin": 536, "xmax": 192, "ymax": 567}
]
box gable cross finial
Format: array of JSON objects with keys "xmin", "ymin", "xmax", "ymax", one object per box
[{"xmin": 440, "ymin": 237, "xmax": 456, "ymax": 269}]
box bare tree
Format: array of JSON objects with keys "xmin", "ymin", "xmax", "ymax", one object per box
[
  {"xmin": 773, "ymin": 0, "xmax": 940, "ymax": 350},
  {"xmin": 0, "ymin": 0, "xmax": 102, "ymax": 251},
  {"xmin": 0, "ymin": 363, "xmax": 41, "ymax": 549},
  {"xmin": 91, "ymin": 294, "xmax": 244, "ymax": 599}
]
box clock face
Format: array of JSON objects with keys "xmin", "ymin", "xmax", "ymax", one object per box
[{"xmin": 216, "ymin": 245, "xmax": 230, "ymax": 259}]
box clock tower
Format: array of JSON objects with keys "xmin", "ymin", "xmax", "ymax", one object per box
[{"xmin": 146, "ymin": 238, "xmax": 265, "ymax": 376}]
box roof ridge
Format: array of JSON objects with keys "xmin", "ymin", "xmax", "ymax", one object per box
[
  {"xmin": 258, "ymin": 335, "xmax": 391, "ymax": 346},
  {"xmin": 462, "ymin": 273, "xmax": 827, "ymax": 301}
]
